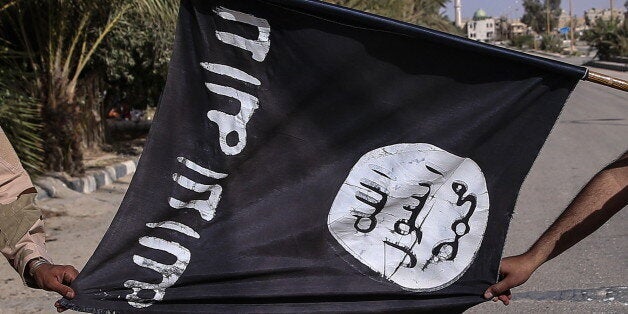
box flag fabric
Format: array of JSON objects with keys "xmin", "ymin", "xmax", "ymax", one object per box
[{"xmin": 61, "ymin": 0, "xmax": 586, "ymax": 312}]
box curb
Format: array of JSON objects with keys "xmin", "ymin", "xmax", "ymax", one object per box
[
  {"xmin": 585, "ymin": 60, "xmax": 628, "ymax": 72},
  {"xmin": 35, "ymin": 158, "xmax": 138, "ymax": 200},
  {"xmin": 531, "ymin": 50, "xmax": 565, "ymax": 59}
]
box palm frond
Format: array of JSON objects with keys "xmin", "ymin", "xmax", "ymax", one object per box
[
  {"xmin": 0, "ymin": 0, "xmax": 19, "ymax": 13},
  {"xmin": 134, "ymin": 0, "xmax": 179, "ymax": 29},
  {"xmin": 0, "ymin": 70, "xmax": 43, "ymax": 174},
  {"xmin": 325, "ymin": 0, "xmax": 459, "ymax": 33}
]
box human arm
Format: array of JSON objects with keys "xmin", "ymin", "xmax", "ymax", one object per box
[
  {"xmin": 0, "ymin": 127, "xmax": 79, "ymax": 304},
  {"xmin": 484, "ymin": 151, "xmax": 628, "ymax": 305},
  {"xmin": 0, "ymin": 190, "xmax": 79, "ymax": 295}
]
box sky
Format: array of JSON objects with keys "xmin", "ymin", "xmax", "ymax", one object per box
[{"xmin": 444, "ymin": 0, "xmax": 625, "ymax": 20}]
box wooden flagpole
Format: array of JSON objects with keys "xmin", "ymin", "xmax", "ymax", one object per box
[{"xmin": 585, "ymin": 70, "xmax": 628, "ymax": 92}]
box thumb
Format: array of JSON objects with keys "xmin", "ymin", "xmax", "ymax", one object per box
[
  {"xmin": 484, "ymin": 278, "xmax": 513, "ymax": 299},
  {"xmin": 46, "ymin": 279, "xmax": 76, "ymax": 299}
]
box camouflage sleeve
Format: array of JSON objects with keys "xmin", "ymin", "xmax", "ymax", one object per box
[
  {"xmin": 0, "ymin": 193, "xmax": 51, "ymax": 287},
  {"xmin": 1, "ymin": 126, "xmax": 51, "ymax": 287},
  {"xmin": 0, "ymin": 125, "xmax": 35, "ymax": 205}
]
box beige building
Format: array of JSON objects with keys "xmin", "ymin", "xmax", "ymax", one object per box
[
  {"xmin": 585, "ymin": 8, "xmax": 625, "ymax": 25},
  {"xmin": 466, "ymin": 9, "xmax": 495, "ymax": 42},
  {"xmin": 558, "ymin": 10, "xmax": 572, "ymax": 28},
  {"xmin": 508, "ymin": 21, "xmax": 528, "ymax": 39}
]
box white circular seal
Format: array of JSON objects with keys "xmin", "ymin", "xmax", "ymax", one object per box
[{"xmin": 327, "ymin": 143, "xmax": 489, "ymax": 291}]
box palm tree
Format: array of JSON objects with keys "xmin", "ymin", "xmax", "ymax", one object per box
[
  {"xmin": 0, "ymin": 67, "xmax": 43, "ymax": 174},
  {"xmin": 326, "ymin": 0, "xmax": 460, "ymax": 34},
  {"xmin": 0, "ymin": 0, "xmax": 178, "ymax": 175},
  {"xmin": 0, "ymin": 2, "xmax": 43, "ymax": 173},
  {"xmin": 582, "ymin": 18, "xmax": 628, "ymax": 60},
  {"xmin": 0, "ymin": 0, "xmax": 128, "ymax": 175}
]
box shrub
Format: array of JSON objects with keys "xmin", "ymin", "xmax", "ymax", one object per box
[
  {"xmin": 510, "ymin": 35, "xmax": 535, "ymax": 49},
  {"xmin": 541, "ymin": 34, "xmax": 563, "ymax": 53}
]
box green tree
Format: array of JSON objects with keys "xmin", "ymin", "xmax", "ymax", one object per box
[
  {"xmin": 582, "ymin": 18, "xmax": 628, "ymax": 60},
  {"xmin": 0, "ymin": 69, "xmax": 43, "ymax": 174},
  {"xmin": 326, "ymin": 0, "xmax": 461, "ymax": 34},
  {"xmin": 0, "ymin": 0, "xmax": 128, "ymax": 175},
  {"xmin": 540, "ymin": 34, "xmax": 563, "ymax": 52},
  {"xmin": 510, "ymin": 34, "xmax": 535, "ymax": 49},
  {"xmin": 96, "ymin": 0, "xmax": 178, "ymax": 116},
  {"xmin": 0, "ymin": 3, "xmax": 43, "ymax": 173},
  {"xmin": 521, "ymin": 0, "xmax": 561, "ymax": 34},
  {"xmin": 0, "ymin": 0, "xmax": 178, "ymax": 175}
]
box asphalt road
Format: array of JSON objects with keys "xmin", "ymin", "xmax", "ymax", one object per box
[{"xmin": 0, "ymin": 69, "xmax": 625, "ymax": 313}]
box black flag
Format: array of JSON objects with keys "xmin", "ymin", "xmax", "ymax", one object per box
[{"xmin": 61, "ymin": 0, "xmax": 586, "ymax": 312}]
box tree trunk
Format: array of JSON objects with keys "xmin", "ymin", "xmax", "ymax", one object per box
[
  {"xmin": 79, "ymin": 75, "xmax": 107, "ymax": 151},
  {"xmin": 42, "ymin": 103, "xmax": 85, "ymax": 176}
]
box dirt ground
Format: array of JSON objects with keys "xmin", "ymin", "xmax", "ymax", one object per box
[{"xmin": 0, "ymin": 176, "xmax": 132, "ymax": 313}]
